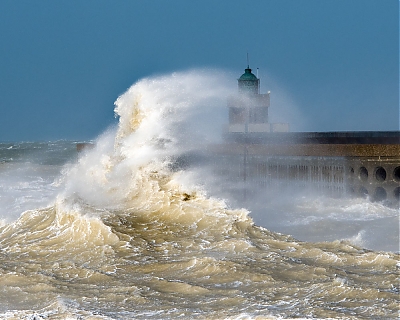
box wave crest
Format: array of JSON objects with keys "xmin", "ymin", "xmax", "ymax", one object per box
[{"xmin": 57, "ymin": 70, "xmax": 251, "ymax": 232}]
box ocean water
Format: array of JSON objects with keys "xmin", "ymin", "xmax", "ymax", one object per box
[{"xmin": 0, "ymin": 71, "xmax": 399, "ymax": 319}]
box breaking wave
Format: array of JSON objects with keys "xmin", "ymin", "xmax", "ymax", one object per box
[{"xmin": 0, "ymin": 71, "xmax": 398, "ymax": 319}]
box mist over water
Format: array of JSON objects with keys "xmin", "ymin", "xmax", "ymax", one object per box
[
  {"xmin": 0, "ymin": 141, "xmax": 78, "ymax": 222},
  {"xmin": 0, "ymin": 70, "xmax": 399, "ymax": 319}
]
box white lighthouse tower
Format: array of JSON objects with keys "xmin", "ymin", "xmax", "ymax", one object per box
[{"xmin": 228, "ymin": 66, "xmax": 289, "ymax": 133}]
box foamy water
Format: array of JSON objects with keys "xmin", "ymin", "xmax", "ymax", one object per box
[{"xmin": 0, "ymin": 71, "xmax": 398, "ymax": 319}]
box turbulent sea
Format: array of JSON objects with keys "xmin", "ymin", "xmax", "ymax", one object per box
[{"xmin": 0, "ymin": 71, "xmax": 399, "ymax": 319}]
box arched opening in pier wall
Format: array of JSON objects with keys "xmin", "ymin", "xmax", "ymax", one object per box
[
  {"xmin": 394, "ymin": 187, "xmax": 400, "ymax": 201},
  {"xmin": 359, "ymin": 186, "xmax": 368, "ymax": 198},
  {"xmin": 359, "ymin": 167, "xmax": 368, "ymax": 181},
  {"xmin": 373, "ymin": 187, "xmax": 387, "ymax": 202},
  {"xmin": 374, "ymin": 167, "xmax": 386, "ymax": 182},
  {"xmin": 347, "ymin": 186, "xmax": 355, "ymax": 195},
  {"xmin": 393, "ymin": 167, "xmax": 400, "ymax": 182}
]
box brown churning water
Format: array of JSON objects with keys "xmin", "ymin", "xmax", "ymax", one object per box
[{"xmin": 0, "ymin": 71, "xmax": 399, "ymax": 319}]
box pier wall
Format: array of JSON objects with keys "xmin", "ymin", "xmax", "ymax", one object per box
[{"xmin": 208, "ymin": 141, "xmax": 400, "ymax": 206}]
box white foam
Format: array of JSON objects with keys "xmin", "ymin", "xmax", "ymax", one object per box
[
  {"xmin": 60, "ymin": 70, "xmax": 234, "ymax": 212},
  {"xmin": 343, "ymin": 230, "xmax": 366, "ymax": 248},
  {"xmin": 0, "ymin": 163, "xmax": 62, "ymax": 222},
  {"xmin": 296, "ymin": 196, "xmax": 398, "ymax": 221}
]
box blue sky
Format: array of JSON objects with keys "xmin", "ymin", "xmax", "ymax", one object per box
[{"xmin": 0, "ymin": 0, "xmax": 398, "ymax": 141}]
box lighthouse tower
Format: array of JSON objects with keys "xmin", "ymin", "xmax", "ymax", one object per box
[
  {"xmin": 228, "ymin": 66, "xmax": 270, "ymax": 133},
  {"xmin": 227, "ymin": 66, "xmax": 289, "ymax": 134}
]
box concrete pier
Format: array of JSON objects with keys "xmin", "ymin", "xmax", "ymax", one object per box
[
  {"xmin": 219, "ymin": 67, "xmax": 399, "ymax": 206},
  {"xmin": 209, "ymin": 132, "xmax": 400, "ymax": 206}
]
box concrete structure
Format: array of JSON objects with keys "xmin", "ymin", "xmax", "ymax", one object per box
[
  {"xmin": 213, "ymin": 67, "xmax": 400, "ymax": 207},
  {"xmin": 227, "ymin": 67, "xmax": 289, "ymax": 134},
  {"xmin": 209, "ymin": 142, "xmax": 400, "ymax": 205}
]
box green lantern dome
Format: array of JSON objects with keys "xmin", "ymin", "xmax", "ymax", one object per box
[
  {"xmin": 238, "ymin": 66, "xmax": 259, "ymax": 94},
  {"xmin": 239, "ymin": 67, "xmax": 258, "ymax": 81}
]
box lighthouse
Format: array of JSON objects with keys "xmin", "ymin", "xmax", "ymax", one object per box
[{"xmin": 227, "ymin": 66, "xmax": 289, "ymax": 134}]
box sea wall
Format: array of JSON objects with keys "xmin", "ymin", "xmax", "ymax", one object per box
[{"xmin": 208, "ymin": 141, "xmax": 400, "ymax": 206}]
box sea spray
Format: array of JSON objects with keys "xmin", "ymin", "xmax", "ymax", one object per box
[
  {"xmin": 0, "ymin": 71, "xmax": 398, "ymax": 319},
  {"xmin": 0, "ymin": 141, "xmax": 78, "ymax": 222},
  {"xmin": 59, "ymin": 70, "xmax": 251, "ymax": 232}
]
